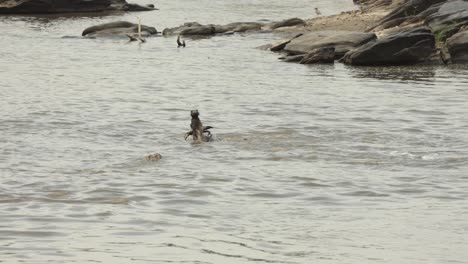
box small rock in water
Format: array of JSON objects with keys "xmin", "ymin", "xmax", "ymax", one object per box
[{"xmin": 145, "ymin": 153, "xmax": 162, "ymax": 161}]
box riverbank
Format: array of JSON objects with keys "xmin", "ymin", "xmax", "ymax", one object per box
[{"xmin": 267, "ymin": 0, "xmax": 468, "ymax": 66}]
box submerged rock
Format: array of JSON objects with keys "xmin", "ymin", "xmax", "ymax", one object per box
[
  {"xmin": 284, "ymin": 31, "xmax": 377, "ymax": 59},
  {"xmin": 145, "ymin": 153, "xmax": 162, "ymax": 161},
  {"xmin": 343, "ymin": 27, "xmax": 435, "ymax": 65},
  {"xmin": 82, "ymin": 21, "xmax": 158, "ymax": 38},
  {"xmin": 0, "ymin": 0, "xmax": 156, "ymax": 14},
  {"xmin": 279, "ymin": 55, "xmax": 305, "ymax": 62}
]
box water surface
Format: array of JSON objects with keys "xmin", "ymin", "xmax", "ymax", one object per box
[{"xmin": 1, "ymin": 0, "xmax": 468, "ymax": 263}]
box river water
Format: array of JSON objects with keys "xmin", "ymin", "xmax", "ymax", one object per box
[{"xmin": 1, "ymin": 0, "xmax": 468, "ymax": 263}]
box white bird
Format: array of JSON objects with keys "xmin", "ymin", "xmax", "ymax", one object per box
[{"xmin": 315, "ymin": 7, "xmax": 322, "ymax": 16}]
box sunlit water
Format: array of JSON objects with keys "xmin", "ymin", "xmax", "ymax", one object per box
[{"xmin": 1, "ymin": 0, "xmax": 468, "ymax": 263}]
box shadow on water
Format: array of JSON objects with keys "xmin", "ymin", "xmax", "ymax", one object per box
[{"xmin": 347, "ymin": 65, "xmax": 438, "ymax": 83}]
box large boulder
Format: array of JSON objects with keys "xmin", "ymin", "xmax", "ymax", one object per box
[
  {"xmin": 367, "ymin": 0, "xmax": 446, "ymax": 31},
  {"xmin": 342, "ymin": 27, "xmax": 436, "ymax": 65},
  {"xmin": 82, "ymin": 21, "xmax": 158, "ymax": 38},
  {"xmin": 283, "ymin": 31, "xmax": 377, "ymax": 59},
  {"xmin": 425, "ymin": 0, "xmax": 468, "ymax": 42},
  {"xmin": 446, "ymin": 29, "xmax": 468, "ymax": 63},
  {"xmin": 0, "ymin": 0, "xmax": 156, "ymax": 13}
]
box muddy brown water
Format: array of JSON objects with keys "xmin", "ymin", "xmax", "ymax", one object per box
[{"xmin": 1, "ymin": 0, "xmax": 468, "ymax": 263}]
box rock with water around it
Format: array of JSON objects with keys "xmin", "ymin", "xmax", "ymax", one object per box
[
  {"xmin": 284, "ymin": 31, "xmax": 377, "ymax": 59},
  {"xmin": 215, "ymin": 22, "xmax": 264, "ymax": 34},
  {"xmin": 82, "ymin": 21, "xmax": 158, "ymax": 38},
  {"xmin": 0, "ymin": 0, "xmax": 156, "ymax": 14},
  {"xmin": 145, "ymin": 153, "xmax": 162, "ymax": 161},
  {"xmin": 162, "ymin": 22, "xmax": 264, "ymax": 36},
  {"xmin": 299, "ymin": 47, "xmax": 335, "ymax": 64},
  {"xmin": 162, "ymin": 22, "xmax": 215, "ymax": 36},
  {"xmin": 446, "ymin": 29, "xmax": 468, "ymax": 63},
  {"xmin": 342, "ymin": 27, "xmax": 435, "ymax": 66}
]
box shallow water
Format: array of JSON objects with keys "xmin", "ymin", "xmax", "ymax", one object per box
[{"xmin": 1, "ymin": 0, "xmax": 468, "ymax": 263}]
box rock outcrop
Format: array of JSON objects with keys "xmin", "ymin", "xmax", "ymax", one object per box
[
  {"xmin": 82, "ymin": 21, "xmax": 158, "ymax": 38},
  {"xmin": 446, "ymin": 29, "xmax": 468, "ymax": 63},
  {"xmin": 0, "ymin": 0, "xmax": 156, "ymax": 14},
  {"xmin": 367, "ymin": 0, "xmax": 446, "ymax": 32},
  {"xmin": 283, "ymin": 31, "xmax": 377, "ymax": 59},
  {"xmin": 342, "ymin": 27, "xmax": 436, "ymax": 65},
  {"xmin": 426, "ymin": 0, "xmax": 468, "ymax": 41},
  {"xmin": 162, "ymin": 18, "xmax": 304, "ymax": 37}
]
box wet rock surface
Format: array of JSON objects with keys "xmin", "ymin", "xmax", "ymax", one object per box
[
  {"xmin": 162, "ymin": 18, "xmax": 303, "ymax": 37},
  {"xmin": 82, "ymin": 21, "xmax": 158, "ymax": 38},
  {"xmin": 299, "ymin": 47, "xmax": 335, "ymax": 64},
  {"xmin": 447, "ymin": 28, "xmax": 468, "ymax": 63},
  {"xmin": 283, "ymin": 31, "xmax": 377, "ymax": 59},
  {"xmin": 343, "ymin": 27, "xmax": 436, "ymax": 65}
]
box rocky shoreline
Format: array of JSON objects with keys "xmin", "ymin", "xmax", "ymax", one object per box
[
  {"xmin": 265, "ymin": 0, "xmax": 468, "ymax": 65},
  {"xmin": 2, "ymin": 0, "xmax": 468, "ymax": 66},
  {"xmin": 0, "ymin": 0, "xmax": 156, "ymax": 14}
]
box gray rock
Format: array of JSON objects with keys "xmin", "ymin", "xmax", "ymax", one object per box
[
  {"xmin": 279, "ymin": 55, "xmax": 305, "ymax": 62},
  {"xmin": 447, "ymin": 29, "xmax": 468, "ymax": 63},
  {"xmin": 342, "ymin": 27, "xmax": 436, "ymax": 65},
  {"xmin": 215, "ymin": 22, "xmax": 264, "ymax": 33},
  {"xmin": 267, "ymin": 18, "xmax": 305, "ymax": 30},
  {"xmin": 118, "ymin": 3, "xmax": 157, "ymax": 11},
  {"xmin": 163, "ymin": 21, "xmax": 265, "ymax": 36},
  {"xmin": 425, "ymin": 0, "xmax": 468, "ymax": 41},
  {"xmin": 367, "ymin": 0, "xmax": 446, "ymax": 31},
  {"xmin": 0, "ymin": 0, "xmax": 156, "ymax": 13},
  {"xmin": 0, "ymin": 0, "xmax": 112, "ymax": 13},
  {"xmin": 300, "ymin": 47, "xmax": 335, "ymax": 64},
  {"xmin": 82, "ymin": 21, "xmax": 158, "ymax": 37},
  {"xmin": 270, "ymin": 33, "xmax": 303, "ymax": 52},
  {"xmin": 162, "ymin": 22, "xmax": 214, "ymax": 36},
  {"xmin": 284, "ymin": 31, "xmax": 376, "ymax": 59}
]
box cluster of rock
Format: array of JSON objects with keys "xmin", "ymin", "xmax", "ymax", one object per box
[
  {"xmin": 161, "ymin": 18, "xmax": 306, "ymax": 36},
  {"xmin": 81, "ymin": 21, "xmax": 158, "ymax": 38},
  {"xmin": 0, "ymin": 0, "xmax": 156, "ymax": 14},
  {"xmin": 79, "ymin": 17, "xmax": 306, "ymax": 40},
  {"xmin": 267, "ymin": 0, "xmax": 468, "ymax": 66}
]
